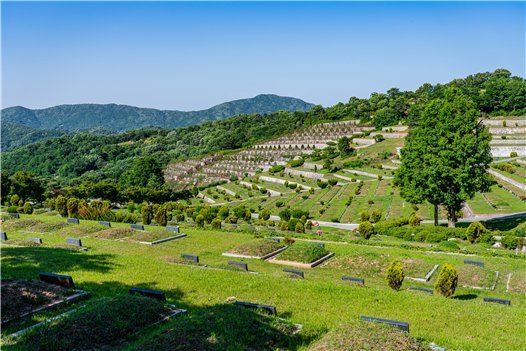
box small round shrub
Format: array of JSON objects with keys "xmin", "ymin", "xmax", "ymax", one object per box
[
  {"xmin": 501, "ymin": 234, "xmax": 518, "ymax": 249},
  {"xmin": 465, "ymin": 221, "xmax": 486, "ymax": 243},
  {"xmin": 295, "ymin": 222, "xmax": 305, "ymax": 233},
  {"xmin": 305, "ymin": 220, "xmax": 313, "ymax": 230},
  {"xmin": 195, "ymin": 215, "xmax": 205, "ymax": 228},
  {"xmin": 385, "ymin": 260, "xmax": 405, "ymax": 291},
  {"xmin": 434, "ymin": 263, "xmax": 458, "ymax": 297},
  {"xmin": 259, "ymin": 209, "xmax": 270, "ymax": 221},
  {"xmin": 360, "ymin": 211, "xmax": 370, "ymax": 222},
  {"xmin": 328, "ymin": 179, "xmax": 338, "ymax": 186},
  {"xmin": 7, "ymin": 206, "xmax": 18, "ymax": 213},
  {"xmin": 510, "ymin": 151, "xmax": 518, "ymax": 157},
  {"xmin": 408, "ymin": 212, "xmax": 422, "ymax": 226},
  {"xmin": 371, "ymin": 209, "xmax": 382, "ymax": 223},
  {"xmin": 358, "ymin": 221, "xmax": 374, "ymax": 239},
  {"xmin": 211, "ymin": 218, "xmax": 222, "ymax": 230}
]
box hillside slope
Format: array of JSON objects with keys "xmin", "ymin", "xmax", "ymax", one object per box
[{"xmin": 1, "ymin": 94, "xmax": 314, "ymax": 132}]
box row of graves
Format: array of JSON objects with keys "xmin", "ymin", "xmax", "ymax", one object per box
[
  {"xmin": 1, "ymin": 215, "xmax": 519, "ymax": 350},
  {"xmin": 484, "ymin": 117, "xmax": 526, "ymax": 157}
]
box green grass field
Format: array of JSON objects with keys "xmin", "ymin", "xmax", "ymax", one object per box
[{"xmin": 2, "ymin": 214, "xmax": 525, "ymax": 350}]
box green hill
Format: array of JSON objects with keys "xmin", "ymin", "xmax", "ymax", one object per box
[{"xmin": 2, "ymin": 94, "xmax": 314, "ymax": 132}]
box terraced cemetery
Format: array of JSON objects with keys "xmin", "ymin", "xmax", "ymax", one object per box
[
  {"xmin": 165, "ymin": 117, "xmax": 525, "ymax": 225},
  {"xmin": 1, "ymin": 212, "xmax": 525, "ymax": 350}
]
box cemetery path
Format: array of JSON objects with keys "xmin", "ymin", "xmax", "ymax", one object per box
[
  {"xmin": 422, "ymin": 211, "xmax": 526, "ymax": 224},
  {"xmin": 487, "ymin": 169, "xmax": 526, "ymax": 191},
  {"xmin": 492, "ymin": 156, "xmax": 526, "ymax": 164}
]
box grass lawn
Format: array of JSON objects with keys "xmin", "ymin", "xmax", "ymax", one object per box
[{"xmin": 1, "ymin": 214, "xmax": 525, "ymax": 350}]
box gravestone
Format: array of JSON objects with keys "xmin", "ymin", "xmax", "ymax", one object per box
[
  {"xmin": 483, "ymin": 297, "xmax": 511, "ymax": 306},
  {"xmin": 283, "ymin": 268, "xmax": 304, "ymax": 279},
  {"xmin": 342, "ymin": 276, "xmax": 364, "ymax": 285},
  {"xmin": 131, "ymin": 224, "xmax": 145, "ymax": 231},
  {"xmin": 8, "ymin": 213, "xmax": 20, "ymax": 219},
  {"xmin": 360, "ymin": 315, "xmax": 409, "ymax": 332},
  {"xmin": 98, "ymin": 221, "xmax": 111, "ymax": 227},
  {"xmin": 129, "ymin": 287, "xmax": 166, "ymax": 301},
  {"xmin": 28, "ymin": 237, "xmax": 43, "ymax": 244},
  {"xmin": 1, "ymin": 232, "xmax": 7, "ymax": 241},
  {"xmin": 166, "ymin": 226, "xmax": 180, "ymax": 233},
  {"xmin": 39, "ymin": 272, "xmax": 75, "ymax": 289},
  {"xmin": 67, "ymin": 218, "xmax": 79, "ymax": 225},
  {"xmin": 234, "ymin": 301, "xmax": 277, "ymax": 315},
  {"xmin": 182, "ymin": 254, "xmax": 199, "ymax": 263},
  {"xmin": 228, "ymin": 261, "xmax": 248, "ymax": 271},
  {"xmin": 66, "ymin": 238, "xmax": 82, "ymax": 247},
  {"xmin": 409, "ymin": 286, "xmax": 433, "ymax": 294},
  {"xmin": 464, "ymin": 260, "xmax": 484, "ymax": 267},
  {"xmin": 267, "ymin": 237, "xmax": 280, "ymax": 243}
]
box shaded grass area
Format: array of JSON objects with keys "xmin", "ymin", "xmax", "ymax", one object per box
[
  {"xmin": 228, "ymin": 239, "xmax": 285, "ymax": 257},
  {"xmin": 130, "ymin": 303, "xmax": 309, "ymax": 351},
  {"xmin": 277, "ymin": 242, "xmax": 328, "ymax": 264},
  {"xmin": 308, "ymin": 321, "xmax": 427, "ymax": 351},
  {"xmin": 4, "ymin": 295, "xmax": 172, "ymax": 351}
]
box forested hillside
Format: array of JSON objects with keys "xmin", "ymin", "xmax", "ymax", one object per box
[
  {"xmin": 2, "ymin": 94, "xmax": 314, "ymax": 132},
  {"xmin": 2, "ymin": 69, "xmax": 524, "ymax": 191}
]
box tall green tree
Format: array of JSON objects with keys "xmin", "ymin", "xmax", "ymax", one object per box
[
  {"xmin": 11, "ymin": 171, "xmax": 45, "ymax": 202},
  {"xmin": 395, "ymin": 88, "xmax": 492, "ymax": 227},
  {"xmin": 1, "ymin": 172, "xmax": 12, "ymax": 203}
]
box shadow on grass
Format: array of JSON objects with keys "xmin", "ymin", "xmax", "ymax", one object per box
[
  {"xmin": 1, "ymin": 246, "xmax": 117, "ymax": 279},
  {"xmin": 483, "ymin": 216, "xmax": 526, "ymax": 231},
  {"xmin": 452, "ymin": 294, "xmax": 478, "ymax": 301}
]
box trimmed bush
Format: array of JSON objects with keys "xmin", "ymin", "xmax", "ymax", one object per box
[
  {"xmin": 358, "ymin": 221, "xmax": 374, "ymax": 239},
  {"xmin": 501, "ymin": 234, "xmax": 518, "ymax": 249},
  {"xmin": 279, "ymin": 208, "xmax": 291, "ymax": 221},
  {"xmin": 295, "ymin": 222, "xmax": 305, "ymax": 233},
  {"xmin": 371, "ymin": 209, "xmax": 382, "ymax": 223},
  {"xmin": 195, "ymin": 214, "xmax": 205, "ymax": 228},
  {"xmin": 466, "ymin": 221, "xmax": 486, "ymax": 243},
  {"xmin": 259, "ymin": 209, "xmax": 271, "ymax": 221},
  {"xmin": 385, "ymin": 260, "xmax": 405, "ymax": 291},
  {"xmin": 142, "ymin": 204, "xmax": 154, "ymax": 225},
  {"xmin": 408, "ymin": 212, "xmax": 422, "ymax": 226},
  {"xmin": 360, "ymin": 211, "xmax": 370, "ymax": 222},
  {"xmin": 434, "ymin": 263, "xmax": 458, "ymax": 297},
  {"xmin": 211, "ymin": 218, "xmax": 222, "ymax": 230}
]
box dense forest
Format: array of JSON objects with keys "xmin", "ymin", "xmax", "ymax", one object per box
[{"xmin": 2, "ymin": 69, "xmax": 524, "ymax": 201}]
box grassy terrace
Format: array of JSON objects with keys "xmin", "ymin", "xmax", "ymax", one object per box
[
  {"xmin": 2, "ymin": 214, "xmax": 525, "ymax": 350},
  {"xmin": 468, "ymin": 185, "xmax": 526, "ymax": 215}
]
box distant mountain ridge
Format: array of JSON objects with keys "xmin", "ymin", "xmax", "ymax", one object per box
[{"xmin": 2, "ymin": 94, "xmax": 314, "ymax": 132}]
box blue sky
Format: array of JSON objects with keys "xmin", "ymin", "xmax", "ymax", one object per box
[{"xmin": 2, "ymin": 1, "xmax": 524, "ymax": 110}]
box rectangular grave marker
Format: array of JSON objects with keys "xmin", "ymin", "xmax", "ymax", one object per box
[
  {"xmin": 67, "ymin": 218, "xmax": 79, "ymax": 225},
  {"xmin": 360, "ymin": 315, "xmax": 409, "ymax": 332},
  {"xmin": 483, "ymin": 297, "xmax": 511, "ymax": 306},
  {"xmin": 464, "ymin": 260, "xmax": 484, "ymax": 267},
  {"xmin": 409, "ymin": 286, "xmax": 433, "ymax": 294},
  {"xmin": 342, "ymin": 276, "xmax": 364, "ymax": 285},
  {"xmin": 283, "ymin": 268, "xmax": 304, "ymax": 279},
  {"xmin": 39, "ymin": 272, "xmax": 75, "ymax": 289},
  {"xmin": 166, "ymin": 226, "xmax": 180, "ymax": 233},
  {"xmin": 66, "ymin": 238, "xmax": 82, "ymax": 247},
  {"xmin": 228, "ymin": 261, "xmax": 248, "ymax": 271},
  {"xmin": 234, "ymin": 301, "xmax": 277, "ymax": 315},
  {"xmin": 98, "ymin": 221, "xmax": 111, "ymax": 227},
  {"xmin": 129, "ymin": 287, "xmax": 166, "ymax": 301},
  {"xmin": 182, "ymin": 254, "xmax": 199, "ymax": 263},
  {"xmin": 28, "ymin": 237, "xmax": 42, "ymax": 244},
  {"xmin": 8, "ymin": 213, "xmax": 20, "ymax": 219},
  {"xmin": 131, "ymin": 224, "xmax": 145, "ymax": 231},
  {"xmin": 1, "ymin": 232, "xmax": 7, "ymax": 241}
]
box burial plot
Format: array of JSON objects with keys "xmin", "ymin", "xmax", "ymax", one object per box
[
  {"xmin": 66, "ymin": 238, "xmax": 83, "ymax": 247},
  {"xmin": 464, "ymin": 260, "xmax": 484, "ymax": 267},
  {"xmin": 483, "ymin": 297, "xmax": 511, "ymax": 306},
  {"xmin": 284, "ymin": 268, "xmax": 304, "ymax": 279},
  {"xmin": 166, "ymin": 226, "xmax": 180, "ymax": 233},
  {"xmin": 228, "ymin": 261, "xmax": 248, "ymax": 271},
  {"xmin": 131, "ymin": 224, "xmax": 145, "ymax": 231},
  {"xmin": 182, "ymin": 254, "xmax": 199, "ymax": 263},
  {"xmin": 39, "ymin": 272, "xmax": 76, "ymax": 289},
  {"xmin": 98, "ymin": 221, "xmax": 111, "ymax": 227},
  {"xmin": 360, "ymin": 315, "xmax": 409, "ymax": 332},
  {"xmin": 233, "ymin": 301, "xmax": 277, "ymax": 315},
  {"xmin": 342, "ymin": 276, "xmax": 364, "ymax": 285},
  {"xmin": 28, "ymin": 237, "xmax": 43, "ymax": 244},
  {"xmin": 67, "ymin": 218, "xmax": 79, "ymax": 225},
  {"xmin": 409, "ymin": 286, "xmax": 433, "ymax": 294},
  {"xmin": 129, "ymin": 287, "xmax": 166, "ymax": 301},
  {"xmin": 1, "ymin": 232, "xmax": 7, "ymax": 241},
  {"xmin": 459, "ymin": 263, "xmax": 495, "ymax": 290},
  {"xmin": 224, "ymin": 239, "xmax": 287, "ymax": 259}
]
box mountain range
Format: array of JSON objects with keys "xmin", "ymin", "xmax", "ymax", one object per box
[{"xmin": 1, "ymin": 94, "xmax": 314, "ymax": 151}]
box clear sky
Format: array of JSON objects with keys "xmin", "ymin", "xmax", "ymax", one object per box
[{"xmin": 2, "ymin": 1, "xmax": 525, "ymax": 110}]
